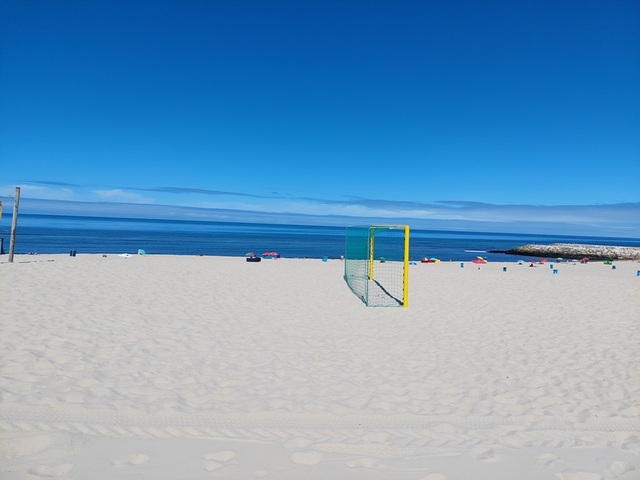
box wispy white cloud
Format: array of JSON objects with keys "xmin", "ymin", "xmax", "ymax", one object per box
[
  {"xmin": 3, "ymin": 181, "xmax": 639, "ymax": 237},
  {"xmin": 92, "ymin": 189, "xmax": 155, "ymax": 203},
  {"xmin": 140, "ymin": 186, "xmax": 272, "ymax": 199},
  {"xmin": 0, "ymin": 184, "xmax": 76, "ymax": 200}
]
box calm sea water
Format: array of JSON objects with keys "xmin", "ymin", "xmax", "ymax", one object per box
[{"xmin": 2, "ymin": 214, "xmax": 639, "ymax": 262}]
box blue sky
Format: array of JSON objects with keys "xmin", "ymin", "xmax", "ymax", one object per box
[{"xmin": 1, "ymin": 0, "xmax": 639, "ymax": 237}]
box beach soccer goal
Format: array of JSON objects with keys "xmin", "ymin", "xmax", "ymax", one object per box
[{"xmin": 344, "ymin": 225, "xmax": 410, "ymax": 307}]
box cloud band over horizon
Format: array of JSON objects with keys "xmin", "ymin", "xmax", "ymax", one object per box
[{"xmin": 1, "ymin": 180, "xmax": 639, "ymax": 238}]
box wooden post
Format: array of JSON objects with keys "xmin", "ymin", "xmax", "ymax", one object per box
[{"xmin": 8, "ymin": 187, "xmax": 20, "ymax": 263}]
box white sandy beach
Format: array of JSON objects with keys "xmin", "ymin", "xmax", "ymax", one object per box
[{"xmin": 1, "ymin": 254, "xmax": 639, "ymax": 479}]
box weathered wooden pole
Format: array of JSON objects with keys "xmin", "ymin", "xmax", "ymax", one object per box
[{"xmin": 8, "ymin": 186, "xmax": 20, "ymax": 263}]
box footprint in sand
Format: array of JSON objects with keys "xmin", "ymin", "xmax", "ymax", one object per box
[
  {"xmin": 202, "ymin": 450, "xmax": 236, "ymax": 471},
  {"xmin": 599, "ymin": 459, "xmax": 635, "ymax": 477},
  {"xmin": 27, "ymin": 463, "xmax": 73, "ymax": 477},
  {"xmin": 290, "ymin": 451, "xmax": 324, "ymax": 466},
  {"xmin": 554, "ymin": 473, "xmax": 605, "ymax": 480},
  {"xmin": 537, "ymin": 453, "xmax": 562, "ymax": 467},
  {"xmin": 112, "ymin": 453, "xmax": 149, "ymax": 467},
  {"xmin": 419, "ymin": 474, "xmax": 451, "ymax": 480},
  {"xmin": 345, "ymin": 457, "xmax": 379, "ymax": 469},
  {"xmin": 254, "ymin": 469, "xmax": 270, "ymax": 478},
  {"xmin": 0, "ymin": 433, "xmax": 69, "ymax": 459},
  {"xmin": 471, "ymin": 446, "xmax": 499, "ymax": 462}
]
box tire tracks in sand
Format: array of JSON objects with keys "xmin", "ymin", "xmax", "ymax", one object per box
[{"xmin": 2, "ymin": 404, "xmax": 639, "ymax": 459}]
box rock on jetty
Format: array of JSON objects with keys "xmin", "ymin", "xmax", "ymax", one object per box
[{"xmin": 498, "ymin": 243, "xmax": 640, "ymax": 260}]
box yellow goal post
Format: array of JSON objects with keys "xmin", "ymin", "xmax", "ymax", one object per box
[{"xmin": 344, "ymin": 225, "xmax": 409, "ymax": 307}]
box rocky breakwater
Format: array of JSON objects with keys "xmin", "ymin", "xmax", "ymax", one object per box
[{"xmin": 496, "ymin": 243, "xmax": 640, "ymax": 261}]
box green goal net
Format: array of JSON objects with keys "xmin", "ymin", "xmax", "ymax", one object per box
[{"xmin": 344, "ymin": 225, "xmax": 410, "ymax": 307}]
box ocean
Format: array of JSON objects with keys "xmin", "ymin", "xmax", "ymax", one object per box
[{"xmin": 2, "ymin": 214, "xmax": 639, "ymax": 262}]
